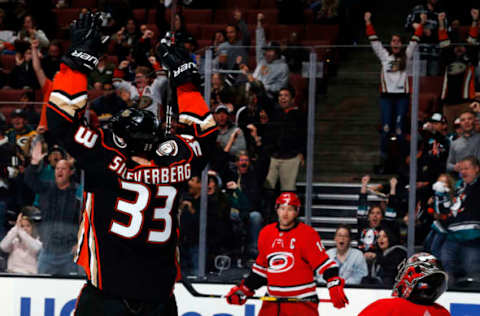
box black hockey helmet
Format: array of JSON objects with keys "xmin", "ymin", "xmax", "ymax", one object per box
[
  {"xmin": 392, "ymin": 252, "xmax": 448, "ymax": 305},
  {"xmin": 108, "ymin": 108, "xmax": 160, "ymax": 155}
]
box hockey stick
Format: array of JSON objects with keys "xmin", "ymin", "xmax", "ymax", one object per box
[
  {"xmin": 181, "ymin": 279, "xmax": 332, "ymax": 303},
  {"xmin": 164, "ymin": 0, "xmax": 177, "ymax": 136}
]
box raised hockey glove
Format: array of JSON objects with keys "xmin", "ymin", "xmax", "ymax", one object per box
[
  {"xmin": 327, "ymin": 276, "xmax": 349, "ymax": 309},
  {"xmin": 226, "ymin": 280, "xmax": 255, "ymax": 305},
  {"xmin": 155, "ymin": 35, "xmax": 200, "ymax": 87},
  {"xmin": 62, "ymin": 12, "xmax": 107, "ymax": 74}
]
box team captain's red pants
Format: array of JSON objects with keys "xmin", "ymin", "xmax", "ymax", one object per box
[{"xmin": 259, "ymin": 301, "xmax": 319, "ymax": 316}]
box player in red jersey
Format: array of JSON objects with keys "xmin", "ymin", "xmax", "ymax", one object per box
[
  {"xmin": 358, "ymin": 252, "xmax": 450, "ymax": 316},
  {"xmin": 225, "ymin": 192, "xmax": 349, "ymax": 316},
  {"xmin": 44, "ymin": 13, "xmax": 217, "ymax": 316}
]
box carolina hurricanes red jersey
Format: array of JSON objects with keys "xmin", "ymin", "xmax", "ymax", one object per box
[
  {"xmin": 252, "ymin": 222, "xmax": 337, "ymax": 298},
  {"xmin": 359, "ymin": 298, "xmax": 450, "ymax": 316},
  {"xmin": 46, "ymin": 64, "xmax": 216, "ymax": 302}
]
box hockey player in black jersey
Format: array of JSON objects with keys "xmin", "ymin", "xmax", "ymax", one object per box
[{"xmin": 44, "ymin": 13, "xmax": 217, "ymax": 316}]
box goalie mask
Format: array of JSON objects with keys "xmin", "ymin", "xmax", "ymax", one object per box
[
  {"xmin": 109, "ymin": 108, "xmax": 160, "ymax": 155},
  {"xmin": 393, "ymin": 252, "xmax": 448, "ymax": 305}
]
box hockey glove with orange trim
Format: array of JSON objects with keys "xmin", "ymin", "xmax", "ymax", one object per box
[
  {"xmin": 226, "ymin": 280, "xmax": 255, "ymax": 305},
  {"xmin": 62, "ymin": 12, "xmax": 107, "ymax": 74},
  {"xmin": 327, "ymin": 276, "xmax": 349, "ymax": 308}
]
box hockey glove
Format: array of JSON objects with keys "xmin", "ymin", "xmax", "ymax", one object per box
[
  {"xmin": 226, "ymin": 280, "xmax": 255, "ymax": 305},
  {"xmin": 62, "ymin": 12, "xmax": 107, "ymax": 74},
  {"xmin": 155, "ymin": 35, "xmax": 200, "ymax": 87},
  {"xmin": 326, "ymin": 276, "xmax": 348, "ymax": 309}
]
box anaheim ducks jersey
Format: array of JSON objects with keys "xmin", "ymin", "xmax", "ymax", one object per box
[
  {"xmin": 359, "ymin": 298, "xmax": 450, "ymax": 316},
  {"xmin": 46, "ymin": 64, "xmax": 217, "ymax": 302},
  {"xmin": 251, "ymin": 222, "xmax": 337, "ymax": 298}
]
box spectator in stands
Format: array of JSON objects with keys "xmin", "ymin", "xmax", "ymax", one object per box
[
  {"xmin": 441, "ymin": 156, "xmax": 480, "ymax": 286},
  {"xmin": 280, "ymin": 31, "xmax": 310, "ymax": 75},
  {"xmin": 111, "ymin": 18, "xmax": 140, "ymax": 61},
  {"xmin": 211, "ymin": 29, "xmax": 227, "ymax": 58},
  {"xmin": 90, "ymin": 87, "xmax": 130, "ymax": 122},
  {"xmin": 134, "ymin": 25, "xmax": 157, "ymax": 67},
  {"xmin": 263, "ymin": 87, "xmax": 306, "ymax": 192},
  {"xmin": 9, "ymin": 47, "xmax": 39, "ymax": 89},
  {"xmin": 211, "ymin": 73, "xmax": 227, "ymax": 109},
  {"xmin": 0, "ymin": 211, "xmax": 41, "ymax": 274},
  {"xmin": 179, "ymin": 176, "xmax": 201, "ymax": 276},
  {"xmin": 424, "ymin": 173, "xmax": 455, "ymax": 259},
  {"xmin": 19, "ymin": 91, "xmax": 39, "ymax": 127},
  {"xmin": 405, "ymin": 0, "xmax": 447, "ymax": 75},
  {"xmin": 217, "ymin": 23, "xmax": 249, "ymax": 70},
  {"xmin": 0, "ymin": 8, "xmax": 17, "ymax": 52},
  {"xmin": 24, "ymin": 142, "xmax": 81, "ymax": 275},
  {"xmin": 420, "ymin": 113, "xmax": 450, "ymax": 183},
  {"xmin": 315, "ymin": 0, "xmax": 340, "ymax": 24},
  {"xmin": 225, "ymin": 151, "xmax": 265, "ymax": 260},
  {"xmin": 113, "ymin": 63, "xmax": 168, "ymax": 118},
  {"xmin": 232, "ymin": 8, "xmax": 250, "ymax": 46},
  {"xmin": 88, "ymin": 54, "xmax": 115, "ymax": 90},
  {"xmin": 446, "ymin": 110, "xmax": 480, "ymax": 173},
  {"xmin": 6, "ymin": 109, "xmax": 36, "ymax": 158},
  {"xmin": 31, "ymin": 38, "xmax": 63, "ymax": 133},
  {"xmin": 326, "ymin": 224, "xmax": 368, "ymax": 285},
  {"xmin": 448, "ymin": 117, "xmax": 462, "ymax": 142},
  {"xmin": 0, "ymin": 120, "xmax": 20, "ymax": 239},
  {"xmin": 438, "ymin": 9, "xmax": 479, "ymax": 129},
  {"xmin": 17, "ymin": 15, "xmax": 49, "ymax": 48},
  {"xmin": 365, "ymin": 11, "xmax": 424, "ymax": 173},
  {"xmin": 246, "ymin": 13, "xmax": 289, "ymax": 99},
  {"xmin": 40, "ymin": 40, "xmax": 63, "ymax": 80},
  {"xmin": 206, "ymin": 172, "xmax": 233, "ymax": 271},
  {"xmin": 357, "ymin": 176, "xmax": 400, "ymax": 262},
  {"xmin": 215, "ymin": 104, "xmax": 247, "ymax": 159},
  {"xmin": 176, "ymin": 33, "xmax": 198, "ymax": 64},
  {"xmin": 235, "ymin": 85, "xmax": 271, "ymax": 156},
  {"xmin": 370, "ymin": 226, "xmax": 407, "ymax": 286}
]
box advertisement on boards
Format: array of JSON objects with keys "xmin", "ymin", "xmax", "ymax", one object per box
[{"xmin": 1, "ymin": 277, "xmax": 479, "ymax": 316}]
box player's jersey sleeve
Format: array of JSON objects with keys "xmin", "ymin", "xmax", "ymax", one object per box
[
  {"xmin": 46, "ymin": 64, "xmax": 116, "ymax": 172},
  {"xmin": 244, "ymin": 227, "xmax": 268, "ymax": 290},
  {"xmin": 176, "ymin": 83, "xmax": 216, "ymax": 138},
  {"xmin": 176, "ymin": 82, "xmax": 218, "ymax": 172},
  {"xmin": 301, "ymin": 225, "xmax": 338, "ymax": 280}
]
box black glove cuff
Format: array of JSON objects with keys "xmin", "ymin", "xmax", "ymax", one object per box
[
  {"xmin": 244, "ymin": 271, "xmax": 267, "ymax": 290},
  {"xmin": 62, "ymin": 49, "xmax": 99, "ymax": 74},
  {"xmin": 323, "ymin": 267, "xmax": 339, "ymax": 281}
]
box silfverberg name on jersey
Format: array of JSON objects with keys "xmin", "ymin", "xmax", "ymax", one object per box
[{"xmin": 108, "ymin": 156, "xmax": 191, "ymax": 184}]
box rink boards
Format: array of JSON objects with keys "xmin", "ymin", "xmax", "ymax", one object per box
[{"xmin": 1, "ymin": 276, "xmax": 479, "ymax": 316}]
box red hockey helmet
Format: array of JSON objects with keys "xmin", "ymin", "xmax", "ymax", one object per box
[
  {"xmin": 275, "ymin": 192, "xmax": 301, "ymax": 211},
  {"xmin": 392, "ymin": 252, "xmax": 448, "ymax": 305}
]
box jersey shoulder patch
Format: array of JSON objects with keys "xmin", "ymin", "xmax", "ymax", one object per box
[{"xmin": 156, "ymin": 140, "xmax": 179, "ymax": 157}]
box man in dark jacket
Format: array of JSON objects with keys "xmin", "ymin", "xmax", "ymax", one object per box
[
  {"xmin": 25, "ymin": 143, "xmax": 81, "ymax": 275},
  {"xmin": 226, "ymin": 151, "xmax": 264, "ymax": 259},
  {"xmin": 263, "ymin": 86, "xmax": 306, "ymax": 192},
  {"xmin": 442, "ymin": 155, "xmax": 480, "ymax": 286}
]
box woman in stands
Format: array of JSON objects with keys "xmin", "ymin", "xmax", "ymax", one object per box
[
  {"xmin": 17, "ymin": 15, "xmax": 49, "ymax": 48},
  {"xmin": 365, "ymin": 11, "xmax": 425, "ymax": 173},
  {"xmin": 370, "ymin": 226, "xmax": 408, "ymax": 286},
  {"xmin": 357, "ymin": 175, "xmax": 401, "ymax": 269},
  {"xmin": 0, "ymin": 209, "xmax": 42, "ymax": 274}
]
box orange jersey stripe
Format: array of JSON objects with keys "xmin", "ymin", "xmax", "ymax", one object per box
[{"xmin": 52, "ymin": 64, "xmax": 87, "ymax": 97}]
